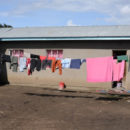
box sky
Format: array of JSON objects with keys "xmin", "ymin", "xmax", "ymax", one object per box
[{"xmin": 0, "ymin": 0, "xmax": 130, "ymax": 27}]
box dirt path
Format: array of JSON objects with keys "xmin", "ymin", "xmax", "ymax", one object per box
[{"xmin": 0, "ymin": 85, "xmax": 130, "ymax": 130}]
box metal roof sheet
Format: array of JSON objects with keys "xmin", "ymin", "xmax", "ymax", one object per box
[{"xmin": 0, "ymin": 25, "xmax": 130, "ymax": 39}]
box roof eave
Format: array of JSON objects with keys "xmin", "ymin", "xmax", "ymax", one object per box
[{"xmin": 1, "ymin": 36, "xmax": 130, "ymax": 41}]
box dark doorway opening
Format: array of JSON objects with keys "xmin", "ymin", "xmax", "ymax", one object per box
[{"xmin": 112, "ymin": 50, "xmax": 127, "ymax": 88}]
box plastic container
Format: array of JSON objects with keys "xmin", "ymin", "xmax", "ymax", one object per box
[{"xmin": 59, "ymin": 82, "xmax": 65, "ymax": 90}]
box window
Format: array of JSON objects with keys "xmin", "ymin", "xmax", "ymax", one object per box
[
  {"xmin": 10, "ymin": 50, "xmax": 24, "ymax": 57},
  {"xmin": 46, "ymin": 50, "xmax": 63, "ymax": 58}
]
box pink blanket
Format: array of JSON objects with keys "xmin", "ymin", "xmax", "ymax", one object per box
[
  {"xmin": 86, "ymin": 57, "xmax": 113, "ymax": 82},
  {"xmin": 113, "ymin": 60, "xmax": 125, "ymax": 81}
]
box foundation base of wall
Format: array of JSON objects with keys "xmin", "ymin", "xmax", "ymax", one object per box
[{"xmin": 8, "ymin": 83, "xmax": 111, "ymax": 93}]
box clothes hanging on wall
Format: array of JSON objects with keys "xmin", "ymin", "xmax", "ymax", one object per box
[
  {"xmin": 27, "ymin": 58, "xmax": 31, "ymax": 75},
  {"xmin": 40, "ymin": 56, "xmax": 46, "ymax": 61},
  {"xmin": 61, "ymin": 58, "xmax": 71, "ymax": 69},
  {"xmin": 117, "ymin": 55, "xmax": 128, "ymax": 62},
  {"xmin": 36, "ymin": 59, "xmax": 41, "ymax": 71},
  {"xmin": 30, "ymin": 54, "xmax": 40, "ymax": 59},
  {"xmin": 19, "ymin": 57, "xmax": 27, "ymax": 72},
  {"xmin": 86, "ymin": 56, "xmax": 113, "ymax": 82},
  {"xmin": 70, "ymin": 59, "xmax": 81, "ymax": 69},
  {"xmin": 30, "ymin": 59, "xmax": 37, "ymax": 73},
  {"xmin": 0, "ymin": 54, "xmax": 11, "ymax": 64},
  {"xmin": 10, "ymin": 56, "xmax": 18, "ymax": 72},
  {"xmin": 52, "ymin": 60, "xmax": 62, "ymax": 75},
  {"xmin": 113, "ymin": 60, "xmax": 125, "ymax": 81},
  {"xmin": 81, "ymin": 59, "xmax": 86, "ymax": 64},
  {"xmin": 41, "ymin": 60, "xmax": 52, "ymax": 70}
]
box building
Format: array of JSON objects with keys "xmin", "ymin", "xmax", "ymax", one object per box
[{"xmin": 0, "ymin": 25, "xmax": 130, "ymax": 91}]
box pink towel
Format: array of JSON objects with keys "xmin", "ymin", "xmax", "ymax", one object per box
[
  {"xmin": 113, "ymin": 60, "xmax": 125, "ymax": 81},
  {"xmin": 86, "ymin": 57, "xmax": 113, "ymax": 82}
]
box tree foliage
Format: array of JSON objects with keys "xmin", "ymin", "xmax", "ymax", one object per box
[{"xmin": 0, "ymin": 23, "xmax": 12, "ymax": 28}]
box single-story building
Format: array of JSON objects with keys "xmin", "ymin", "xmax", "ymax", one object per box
[{"xmin": 0, "ymin": 25, "xmax": 130, "ymax": 91}]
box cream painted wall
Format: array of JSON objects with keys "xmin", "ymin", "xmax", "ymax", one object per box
[{"xmin": 5, "ymin": 49, "xmax": 113, "ymax": 90}]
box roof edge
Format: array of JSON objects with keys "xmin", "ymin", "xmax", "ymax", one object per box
[{"xmin": 1, "ymin": 36, "xmax": 130, "ymax": 41}]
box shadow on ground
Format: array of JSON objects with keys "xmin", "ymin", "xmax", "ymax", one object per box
[
  {"xmin": 24, "ymin": 90, "xmax": 130, "ymax": 102},
  {"xmin": 25, "ymin": 92, "xmax": 94, "ymax": 99}
]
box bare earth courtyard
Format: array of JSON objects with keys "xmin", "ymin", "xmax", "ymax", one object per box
[{"xmin": 0, "ymin": 85, "xmax": 130, "ymax": 130}]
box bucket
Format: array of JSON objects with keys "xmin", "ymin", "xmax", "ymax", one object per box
[{"xmin": 59, "ymin": 82, "xmax": 65, "ymax": 90}]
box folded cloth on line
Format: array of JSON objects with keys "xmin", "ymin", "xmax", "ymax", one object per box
[
  {"xmin": 70, "ymin": 59, "xmax": 81, "ymax": 69},
  {"xmin": 61, "ymin": 58, "xmax": 71, "ymax": 69},
  {"xmin": 31, "ymin": 54, "xmax": 40, "ymax": 59},
  {"xmin": 86, "ymin": 56, "xmax": 113, "ymax": 82},
  {"xmin": 117, "ymin": 55, "xmax": 128, "ymax": 62},
  {"xmin": 19, "ymin": 57, "xmax": 27, "ymax": 72},
  {"xmin": 113, "ymin": 60, "xmax": 125, "ymax": 81},
  {"xmin": 41, "ymin": 60, "xmax": 52, "ymax": 70}
]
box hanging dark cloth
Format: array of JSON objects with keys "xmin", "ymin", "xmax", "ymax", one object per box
[
  {"xmin": 0, "ymin": 54, "xmax": 11, "ymax": 64},
  {"xmin": 41, "ymin": 60, "xmax": 52, "ymax": 70},
  {"xmin": 36, "ymin": 59, "xmax": 41, "ymax": 71},
  {"xmin": 30, "ymin": 54, "xmax": 40, "ymax": 59},
  {"xmin": 30, "ymin": 59, "xmax": 37, "ymax": 73}
]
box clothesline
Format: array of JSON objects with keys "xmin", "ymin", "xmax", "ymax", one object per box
[{"xmin": 0, "ymin": 52, "xmax": 129, "ymax": 83}]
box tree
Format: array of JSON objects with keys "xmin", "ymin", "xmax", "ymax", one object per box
[{"xmin": 0, "ymin": 23, "xmax": 12, "ymax": 28}]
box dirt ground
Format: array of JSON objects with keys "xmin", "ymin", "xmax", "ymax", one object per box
[{"xmin": 0, "ymin": 85, "xmax": 130, "ymax": 130}]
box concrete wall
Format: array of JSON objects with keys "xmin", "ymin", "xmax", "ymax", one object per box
[{"xmin": 0, "ymin": 40, "xmax": 129, "ymax": 90}]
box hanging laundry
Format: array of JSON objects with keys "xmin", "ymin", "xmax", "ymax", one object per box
[
  {"xmin": 52, "ymin": 60, "xmax": 62, "ymax": 75},
  {"xmin": 27, "ymin": 58, "xmax": 31, "ymax": 75},
  {"xmin": 70, "ymin": 59, "xmax": 81, "ymax": 69},
  {"xmin": 41, "ymin": 60, "xmax": 52, "ymax": 70},
  {"xmin": 10, "ymin": 56, "xmax": 18, "ymax": 72},
  {"xmin": 31, "ymin": 54, "xmax": 40, "ymax": 59},
  {"xmin": 117, "ymin": 55, "xmax": 128, "ymax": 62},
  {"xmin": 24, "ymin": 52, "xmax": 30, "ymax": 58},
  {"xmin": 1, "ymin": 54, "xmax": 11, "ymax": 64},
  {"xmin": 40, "ymin": 56, "xmax": 46, "ymax": 61},
  {"xmin": 30, "ymin": 59, "xmax": 37, "ymax": 73},
  {"xmin": 47, "ymin": 57, "xmax": 56, "ymax": 61},
  {"xmin": 40, "ymin": 56, "xmax": 56, "ymax": 61},
  {"xmin": 113, "ymin": 60, "xmax": 125, "ymax": 81},
  {"xmin": 86, "ymin": 57, "xmax": 113, "ymax": 82},
  {"xmin": 81, "ymin": 59, "xmax": 86, "ymax": 64},
  {"xmin": 19, "ymin": 57, "xmax": 27, "ymax": 72},
  {"xmin": 61, "ymin": 58, "xmax": 71, "ymax": 69},
  {"xmin": 36, "ymin": 59, "xmax": 41, "ymax": 71}
]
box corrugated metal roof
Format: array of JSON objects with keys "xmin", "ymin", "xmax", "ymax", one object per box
[
  {"xmin": 0, "ymin": 25, "xmax": 130, "ymax": 38},
  {"xmin": 1, "ymin": 25, "xmax": 130, "ymax": 41}
]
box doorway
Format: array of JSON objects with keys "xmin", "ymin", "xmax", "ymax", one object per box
[{"xmin": 112, "ymin": 50, "xmax": 127, "ymax": 88}]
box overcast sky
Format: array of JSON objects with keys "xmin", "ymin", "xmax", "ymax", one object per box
[{"xmin": 0, "ymin": 0, "xmax": 130, "ymax": 27}]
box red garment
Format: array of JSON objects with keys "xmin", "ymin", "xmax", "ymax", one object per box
[
  {"xmin": 40, "ymin": 56, "xmax": 56, "ymax": 61},
  {"xmin": 40, "ymin": 56, "xmax": 46, "ymax": 61},
  {"xmin": 27, "ymin": 58, "xmax": 31, "ymax": 75},
  {"xmin": 26, "ymin": 58, "xmax": 31, "ymax": 66}
]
